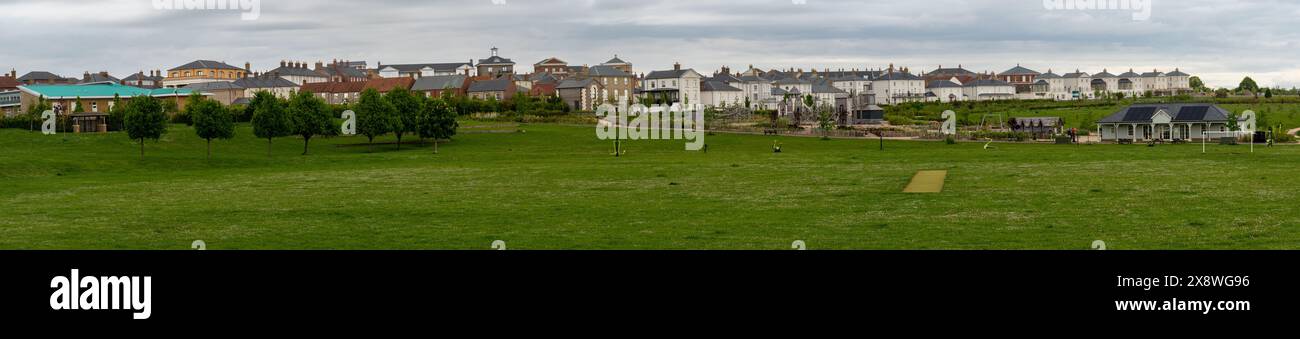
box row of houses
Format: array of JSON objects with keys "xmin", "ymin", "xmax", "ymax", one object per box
[{"xmin": 3, "ymin": 47, "xmax": 1196, "ymax": 120}]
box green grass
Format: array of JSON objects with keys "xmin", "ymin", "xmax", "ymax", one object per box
[{"xmin": 2, "ymin": 122, "xmax": 1299, "ymax": 250}]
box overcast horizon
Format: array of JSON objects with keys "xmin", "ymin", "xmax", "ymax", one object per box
[{"xmin": 2, "ymin": 0, "xmax": 1297, "ymax": 89}]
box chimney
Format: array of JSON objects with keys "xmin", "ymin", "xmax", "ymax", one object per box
[
  {"xmin": 316, "ymin": 61, "xmax": 324, "ymax": 69},
  {"xmin": 673, "ymin": 62, "xmax": 681, "ymax": 71}
]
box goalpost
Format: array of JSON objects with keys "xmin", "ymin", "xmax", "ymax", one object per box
[{"xmin": 1202, "ymin": 130, "xmax": 1254, "ymax": 154}]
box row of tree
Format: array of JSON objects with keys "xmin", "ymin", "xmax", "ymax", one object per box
[{"xmin": 115, "ymin": 87, "xmax": 459, "ymax": 159}]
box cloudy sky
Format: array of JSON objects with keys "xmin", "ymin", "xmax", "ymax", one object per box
[{"xmin": 2, "ymin": 0, "xmax": 1297, "ymax": 88}]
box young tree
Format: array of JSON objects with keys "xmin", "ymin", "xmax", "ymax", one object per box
[
  {"xmin": 287, "ymin": 90, "xmax": 333, "ymax": 155},
  {"xmin": 250, "ymin": 90, "xmax": 290, "ymax": 156},
  {"xmin": 355, "ymin": 88, "xmax": 398, "ymax": 152},
  {"xmin": 73, "ymin": 97, "xmax": 85, "ymax": 113},
  {"xmin": 122, "ymin": 95, "xmax": 168, "ymax": 159},
  {"xmin": 189, "ymin": 94, "xmax": 234, "ymax": 160},
  {"xmin": 385, "ymin": 87, "xmax": 421, "ymax": 150},
  {"xmin": 415, "ymin": 96, "xmax": 459, "ymax": 154},
  {"xmin": 817, "ymin": 104, "xmax": 834, "ymax": 140}
]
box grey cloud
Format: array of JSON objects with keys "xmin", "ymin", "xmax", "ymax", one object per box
[{"xmin": 0, "ymin": 0, "xmax": 1296, "ymax": 88}]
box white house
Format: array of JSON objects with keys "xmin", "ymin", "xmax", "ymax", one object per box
[
  {"xmin": 962, "ymin": 79, "xmax": 1016, "ymax": 101},
  {"xmin": 926, "ymin": 80, "xmax": 965, "ymax": 103},
  {"xmin": 700, "ymin": 81, "xmax": 744, "ymax": 108},
  {"xmin": 641, "ymin": 63, "xmax": 703, "ymax": 107},
  {"xmin": 378, "ymin": 62, "xmax": 474, "ymax": 79},
  {"xmin": 869, "ymin": 69, "xmax": 926, "ymax": 105}
]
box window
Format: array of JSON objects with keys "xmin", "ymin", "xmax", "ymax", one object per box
[
  {"xmin": 91, "ymin": 102, "xmax": 98, "ymax": 112},
  {"xmin": 197, "ymin": 71, "xmax": 205, "ymax": 76}
]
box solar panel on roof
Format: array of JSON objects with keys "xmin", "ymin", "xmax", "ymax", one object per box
[
  {"xmin": 1175, "ymin": 106, "xmax": 1209, "ymax": 121},
  {"xmin": 1123, "ymin": 107, "xmax": 1157, "ymax": 122}
]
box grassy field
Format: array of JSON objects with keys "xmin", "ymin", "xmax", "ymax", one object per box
[{"xmin": 2, "ymin": 122, "xmax": 1299, "ymax": 250}]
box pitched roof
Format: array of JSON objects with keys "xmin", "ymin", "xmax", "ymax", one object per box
[
  {"xmin": 384, "ymin": 62, "xmax": 473, "ymax": 73},
  {"xmin": 317, "ymin": 64, "xmax": 369, "ymax": 79},
  {"xmin": 364, "ymin": 77, "xmax": 415, "ymax": 92},
  {"xmin": 1118, "ymin": 69, "xmax": 1142, "ymax": 78},
  {"xmin": 478, "ymin": 56, "xmax": 514, "ymax": 65},
  {"xmin": 557, "ymin": 78, "xmax": 596, "ymax": 89},
  {"xmin": 18, "ymin": 71, "xmax": 66, "ymax": 82},
  {"xmin": 1098, "ymin": 104, "xmax": 1231, "ymax": 123},
  {"xmin": 185, "ymin": 81, "xmax": 244, "ymax": 91},
  {"xmin": 812, "ymin": 84, "xmax": 845, "ymax": 94},
  {"xmin": 645, "ymin": 69, "xmax": 701, "ymax": 80},
  {"xmin": 588, "ymin": 65, "xmax": 632, "ymax": 77},
  {"xmin": 412, "ymin": 75, "xmax": 468, "ymax": 91},
  {"xmin": 19, "ymin": 82, "xmax": 198, "ymax": 99},
  {"xmin": 1037, "ymin": 70, "xmax": 1061, "ymax": 79},
  {"xmin": 534, "ymin": 57, "xmax": 567, "ymax": 66},
  {"xmin": 122, "ymin": 72, "xmax": 164, "ymax": 81},
  {"xmin": 268, "ymin": 65, "xmax": 327, "ymax": 78},
  {"xmin": 701, "ymin": 81, "xmax": 741, "ymax": 92},
  {"xmin": 927, "ymin": 67, "xmax": 976, "ymax": 76},
  {"xmin": 80, "ymin": 73, "xmax": 120, "ymax": 84},
  {"xmin": 1141, "ymin": 70, "xmax": 1164, "ymax": 77},
  {"xmin": 1166, "ymin": 69, "xmax": 1190, "ymax": 77},
  {"xmin": 603, "ymin": 55, "xmax": 629, "ymax": 65},
  {"xmin": 529, "ymin": 72, "xmax": 559, "ymax": 84},
  {"xmin": 965, "ymin": 79, "xmax": 1013, "ymax": 87},
  {"xmin": 998, "ymin": 65, "xmax": 1040, "ymax": 76},
  {"xmin": 874, "ymin": 71, "xmax": 922, "ymax": 81},
  {"xmin": 233, "ymin": 75, "xmax": 300, "ymax": 88},
  {"xmin": 1062, "ymin": 71, "xmax": 1089, "ymax": 78},
  {"xmin": 708, "ymin": 73, "xmax": 742, "ymax": 83},
  {"xmin": 927, "ymin": 80, "xmax": 963, "ymax": 89},
  {"xmin": 300, "ymin": 81, "xmax": 366, "ymax": 94},
  {"xmin": 467, "ymin": 78, "xmax": 511, "ymax": 92},
  {"xmin": 1093, "ymin": 70, "xmax": 1117, "ymax": 78},
  {"xmin": 169, "ymin": 60, "xmax": 244, "ymax": 71}
]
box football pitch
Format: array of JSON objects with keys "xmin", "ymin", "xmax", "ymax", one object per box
[{"xmin": 1, "ymin": 123, "xmax": 1297, "ymax": 249}]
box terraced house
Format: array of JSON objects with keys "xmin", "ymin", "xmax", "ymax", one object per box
[{"xmin": 163, "ymin": 60, "xmax": 248, "ymax": 88}]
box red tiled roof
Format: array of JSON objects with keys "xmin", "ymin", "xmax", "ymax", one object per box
[
  {"xmin": 0, "ymin": 76, "xmax": 19, "ymax": 90},
  {"xmin": 363, "ymin": 77, "xmax": 414, "ymax": 93}
]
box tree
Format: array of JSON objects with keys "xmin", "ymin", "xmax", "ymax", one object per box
[
  {"xmin": 355, "ymin": 88, "xmax": 398, "ymax": 152},
  {"xmin": 1189, "ymin": 76, "xmax": 1206, "ymax": 92},
  {"xmin": 73, "ymin": 97, "xmax": 85, "ymax": 113},
  {"xmin": 1264, "ymin": 88, "xmax": 1274, "ymax": 98},
  {"xmin": 27, "ymin": 95, "xmax": 51, "ymax": 132},
  {"xmin": 385, "ymin": 87, "xmax": 421, "ymax": 150},
  {"xmin": 415, "ymin": 96, "xmax": 459, "ymax": 154},
  {"xmin": 816, "ymin": 104, "xmax": 834, "ymax": 140},
  {"xmin": 189, "ymin": 93, "xmax": 234, "ymax": 160},
  {"xmin": 1238, "ymin": 77, "xmax": 1260, "ymax": 97},
  {"xmin": 287, "ymin": 90, "xmax": 333, "ymax": 155},
  {"xmin": 122, "ymin": 95, "xmax": 167, "ymax": 159},
  {"xmin": 250, "ymin": 91, "xmax": 290, "ymax": 156}
]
